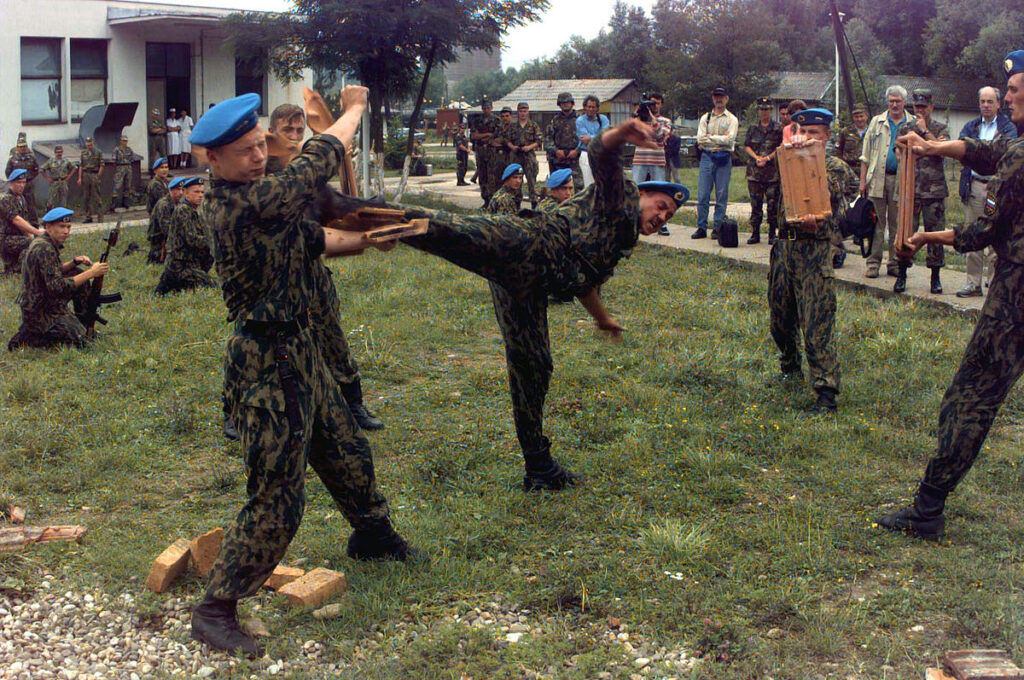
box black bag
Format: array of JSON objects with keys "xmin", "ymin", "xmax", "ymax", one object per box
[
  {"xmin": 717, "ymin": 217, "xmax": 739, "ymax": 248},
  {"xmin": 840, "ymin": 196, "xmax": 877, "ymax": 257}
]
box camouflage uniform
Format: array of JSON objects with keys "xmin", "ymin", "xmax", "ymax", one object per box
[
  {"xmin": 770, "ymin": 155, "xmax": 858, "ymax": 394},
  {"xmin": 917, "ymin": 136, "xmax": 1024, "ymax": 493},
  {"xmin": 904, "ymin": 118, "xmax": 949, "ymax": 269},
  {"xmin": 201, "ymin": 134, "xmax": 392, "ymax": 601},
  {"xmin": 545, "ymin": 110, "xmax": 583, "ymax": 192},
  {"xmin": 79, "ymin": 147, "xmax": 104, "ymax": 218},
  {"xmin": 453, "ymin": 128, "xmax": 470, "ymax": 185},
  {"xmin": 398, "ymin": 130, "xmax": 638, "ymax": 466},
  {"xmin": 146, "ymin": 176, "xmax": 169, "ymax": 213},
  {"xmin": 835, "ymin": 124, "xmax": 866, "ymax": 174},
  {"xmin": 505, "ymin": 119, "xmax": 543, "ymax": 203},
  {"xmin": 472, "ymin": 113, "xmax": 502, "ymax": 205},
  {"xmin": 147, "ymin": 193, "xmax": 177, "ymax": 264},
  {"xmin": 6, "ymin": 150, "xmax": 40, "ymax": 226},
  {"xmin": 0, "ymin": 190, "xmax": 32, "ymax": 275},
  {"xmin": 743, "ymin": 120, "xmax": 783, "ymax": 238},
  {"xmin": 155, "ymin": 200, "xmax": 215, "ymax": 294},
  {"xmin": 486, "ymin": 185, "xmax": 521, "ymax": 216},
  {"xmin": 111, "ymin": 145, "xmax": 134, "ymax": 209},
  {"xmin": 536, "ymin": 195, "xmax": 560, "ymax": 213},
  {"xmin": 41, "ymin": 158, "xmax": 75, "ymax": 211},
  {"xmin": 7, "ymin": 233, "xmax": 88, "ymax": 349},
  {"xmin": 149, "ymin": 114, "xmax": 167, "ymax": 163}
]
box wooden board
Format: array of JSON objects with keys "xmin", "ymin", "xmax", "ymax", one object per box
[
  {"xmin": 942, "ymin": 650, "xmax": 1024, "ymax": 680},
  {"xmin": 777, "ymin": 143, "xmax": 832, "ymax": 226},
  {"xmin": 895, "ymin": 145, "xmax": 916, "ymax": 254},
  {"xmin": 0, "ymin": 525, "xmax": 87, "ymax": 551}
]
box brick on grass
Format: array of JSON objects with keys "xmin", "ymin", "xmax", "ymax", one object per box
[
  {"xmin": 276, "ymin": 567, "xmax": 347, "ymax": 607},
  {"xmin": 263, "ymin": 565, "xmax": 304, "ymax": 591},
  {"xmin": 189, "ymin": 528, "xmax": 223, "ymax": 578},
  {"xmin": 145, "ymin": 539, "xmax": 191, "ymax": 593},
  {"xmin": 926, "ymin": 670, "xmax": 955, "ymax": 680}
]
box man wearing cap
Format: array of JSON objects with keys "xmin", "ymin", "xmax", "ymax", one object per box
[
  {"xmin": 147, "ymin": 176, "xmax": 184, "ymax": 264},
  {"xmin": 146, "ymin": 158, "xmax": 170, "ymax": 213},
  {"xmin": 110, "ymin": 135, "xmax": 136, "ymax": 212},
  {"xmin": 743, "ymin": 97, "xmax": 783, "ymax": 245},
  {"xmin": 5, "ymin": 133, "xmax": 40, "ymax": 226},
  {"xmin": 771, "ymin": 108, "xmax": 858, "ymax": 415},
  {"xmin": 487, "ymin": 164, "xmax": 524, "ymax": 216},
  {"xmin": 504, "ymin": 103, "xmax": 543, "ymax": 207},
  {"xmin": 694, "ymin": 86, "xmax": 738, "ymax": 239},
  {"xmin": 40, "ymin": 146, "xmax": 76, "ymax": 212},
  {"xmin": 892, "ymin": 89, "xmax": 948, "ymax": 295},
  {"xmin": 77, "ymin": 137, "xmax": 104, "ymax": 223},
  {"xmin": 454, "ymin": 121, "xmax": 471, "ymax": 186},
  {"xmin": 1, "ymin": 170, "xmax": 44, "ymax": 274},
  {"xmin": 154, "ymin": 177, "xmax": 214, "ymax": 295},
  {"xmin": 577, "ymin": 95, "xmax": 610, "ymax": 189},
  {"xmin": 537, "ymin": 168, "xmax": 574, "ymax": 213},
  {"xmin": 470, "ymin": 97, "xmax": 502, "ymax": 206},
  {"xmin": 545, "ymin": 92, "xmax": 584, "ymax": 193},
  {"xmin": 7, "ymin": 207, "xmax": 108, "ymax": 350},
  {"xmin": 188, "ymin": 88, "xmax": 419, "ymax": 656},
  {"xmin": 836, "ymin": 104, "xmax": 869, "ymax": 174},
  {"xmin": 877, "ymin": 51, "xmax": 1024, "ymax": 541},
  {"xmin": 149, "ymin": 108, "xmax": 167, "ymax": 166}
]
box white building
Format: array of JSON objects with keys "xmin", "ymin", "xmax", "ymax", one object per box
[{"xmin": 2, "ymin": 0, "xmax": 314, "ymax": 175}]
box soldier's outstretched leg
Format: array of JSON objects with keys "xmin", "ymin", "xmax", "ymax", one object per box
[{"xmin": 768, "ymin": 242, "xmax": 801, "ymax": 378}]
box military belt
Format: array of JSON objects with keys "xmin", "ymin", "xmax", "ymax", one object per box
[
  {"xmin": 778, "ymin": 227, "xmax": 820, "ymax": 240},
  {"xmin": 240, "ymin": 313, "xmax": 310, "ymax": 338}
]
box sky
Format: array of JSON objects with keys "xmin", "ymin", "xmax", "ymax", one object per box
[{"xmin": 156, "ymin": 0, "xmax": 657, "ymax": 68}]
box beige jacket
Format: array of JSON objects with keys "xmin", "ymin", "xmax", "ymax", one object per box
[
  {"xmin": 697, "ymin": 110, "xmax": 739, "ymax": 152},
  {"xmin": 859, "ymin": 110, "xmax": 915, "ymax": 198}
]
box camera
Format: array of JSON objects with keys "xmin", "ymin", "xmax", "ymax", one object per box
[{"xmin": 635, "ymin": 92, "xmax": 655, "ymax": 122}]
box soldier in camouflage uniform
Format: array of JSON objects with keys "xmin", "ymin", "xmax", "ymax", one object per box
[
  {"xmin": 110, "ymin": 135, "xmax": 135, "ymax": 211},
  {"xmin": 6, "ymin": 133, "xmax": 40, "ymax": 226},
  {"xmin": 504, "ymin": 102, "xmax": 543, "ymax": 206},
  {"xmin": 743, "ymin": 97, "xmax": 783, "ymax": 244},
  {"xmin": 545, "ymin": 92, "xmax": 583, "ymax": 192},
  {"xmin": 0, "ymin": 170, "xmax": 43, "ymax": 275},
  {"xmin": 147, "ymin": 176, "xmax": 183, "ymax": 264},
  {"xmin": 188, "ymin": 89, "xmax": 418, "ymax": 657},
  {"xmin": 497, "ymin": 107, "xmax": 514, "ymax": 170},
  {"xmin": 470, "ymin": 98, "xmax": 502, "ymax": 206},
  {"xmin": 876, "ymin": 51, "xmax": 1024, "ymax": 542},
  {"xmin": 536, "ymin": 168, "xmax": 574, "ymax": 213},
  {"xmin": 146, "ymin": 157, "xmax": 170, "ymax": 213},
  {"xmin": 893, "ymin": 90, "xmax": 949, "ymax": 294},
  {"xmin": 8, "ymin": 207, "xmax": 108, "ymax": 350},
  {"xmin": 487, "ymin": 164, "xmax": 523, "ymax": 216},
  {"xmin": 453, "ymin": 122, "xmax": 471, "ymax": 186},
  {"xmin": 40, "ymin": 146, "xmax": 76, "ymax": 212},
  {"xmin": 154, "ymin": 177, "xmax": 214, "ymax": 295},
  {"xmin": 77, "ymin": 137, "xmax": 104, "ymax": 222},
  {"xmin": 835, "ymin": 104, "xmax": 868, "ymax": 174},
  {"xmin": 148, "ymin": 107, "xmax": 167, "ymax": 166},
  {"xmin": 770, "ymin": 108, "xmax": 858, "ymax": 414}
]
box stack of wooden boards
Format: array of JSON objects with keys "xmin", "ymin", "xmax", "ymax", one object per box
[
  {"xmin": 895, "ymin": 145, "xmax": 917, "ymax": 254},
  {"xmin": 777, "ymin": 141, "xmax": 832, "ymax": 228},
  {"xmin": 926, "ymin": 650, "xmax": 1024, "ymax": 679}
]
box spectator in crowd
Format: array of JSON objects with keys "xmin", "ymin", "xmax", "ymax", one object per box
[
  {"xmin": 779, "ymin": 103, "xmax": 792, "ymax": 131},
  {"xmin": 665, "ymin": 130, "xmax": 682, "ymax": 185},
  {"xmin": 631, "ymin": 93, "xmax": 672, "ymax": 185},
  {"xmin": 166, "ymin": 108, "xmax": 181, "ymax": 170},
  {"xmin": 859, "ymin": 85, "xmax": 915, "ymax": 278},
  {"xmin": 781, "ymin": 99, "xmax": 807, "ymax": 145},
  {"xmin": 544, "ymin": 92, "xmax": 583, "ymax": 191},
  {"xmin": 955, "ymin": 85, "xmax": 1017, "ymax": 297},
  {"xmin": 441, "ymin": 122, "xmax": 451, "ymax": 147},
  {"xmin": 179, "ymin": 109, "xmax": 194, "ymax": 168},
  {"xmin": 693, "ymin": 86, "xmax": 738, "ymax": 239},
  {"xmin": 576, "ymin": 95, "xmax": 610, "ymax": 188},
  {"xmin": 743, "ymin": 96, "xmax": 783, "ymax": 244},
  {"xmin": 836, "ymin": 103, "xmax": 869, "ymax": 174}
]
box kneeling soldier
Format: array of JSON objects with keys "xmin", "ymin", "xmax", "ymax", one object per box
[
  {"xmin": 1, "ymin": 169, "xmax": 44, "ymax": 275},
  {"xmin": 487, "ymin": 163, "xmax": 524, "ymax": 215},
  {"xmin": 770, "ymin": 108, "xmax": 857, "ymax": 414},
  {"xmin": 154, "ymin": 177, "xmax": 215, "ymax": 295},
  {"xmin": 537, "ymin": 168, "xmax": 575, "ymax": 213},
  {"xmin": 147, "ymin": 176, "xmax": 184, "ymax": 264},
  {"xmin": 8, "ymin": 208, "xmax": 108, "ymax": 350}
]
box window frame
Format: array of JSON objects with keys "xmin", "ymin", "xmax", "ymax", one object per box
[
  {"xmin": 70, "ymin": 38, "xmax": 109, "ymax": 124},
  {"xmin": 21, "ymin": 36, "xmax": 63, "ymax": 125}
]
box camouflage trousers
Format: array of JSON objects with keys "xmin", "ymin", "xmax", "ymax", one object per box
[
  {"xmin": 81, "ymin": 172, "xmax": 103, "ymax": 217},
  {"xmin": 548, "ymin": 157, "xmax": 584, "ymax": 192},
  {"xmin": 47, "ymin": 180, "xmax": 69, "ymax": 212},
  {"xmin": 310, "ymin": 261, "xmax": 359, "ymax": 386},
  {"xmin": 0, "ymin": 234, "xmax": 31, "ymax": 276},
  {"xmin": 912, "ymin": 198, "xmax": 945, "ymax": 269},
  {"xmin": 922, "ymin": 310, "xmax": 1024, "ymax": 493},
  {"xmin": 22, "ymin": 182, "xmax": 39, "ymax": 227},
  {"xmin": 768, "ymin": 237, "xmax": 840, "ymax": 393},
  {"xmin": 748, "ymin": 180, "xmax": 780, "ymax": 235},
  {"xmin": 8, "ymin": 272, "xmax": 90, "ymax": 349},
  {"xmin": 112, "ymin": 166, "xmax": 132, "ymax": 208},
  {"xmin": 510, "ymin": 152, "xmax": 540, "ymax": 203},
  {"xmin": 154, "ymin": 268, "xmax": 215, "ymax": 296},
  {"xmin": 146, "ymin": 237, "xmax": 165, "ymax": 264},
  {"xmin": 456, "ymin": 150, "xmax": 469, "ymax": 184},
  {"xmin": 207, "ymin": 328, "xmax": 390, "ymax": 601},
  {"xmin": 478, "ymin": 149, "xmax": 503, "ymax": 205}
]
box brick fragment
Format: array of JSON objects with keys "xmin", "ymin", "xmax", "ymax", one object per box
[
  {"xmin": 277, "ymin": 567, "xmax": 347, "ymax": 607},
  {"xmin": 189, "ymin": 528, "xmax": 223, "ymax": 578},
  {"xmin": 145, "ymin": 539, "xmax": 191, "ymax": 593},
  {"xmin": 263, "ymin": 565, "xmax": 304, "ymax": 591}
]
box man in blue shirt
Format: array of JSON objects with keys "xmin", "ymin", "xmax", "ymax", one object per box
[{"xmin": 576, "ymin": 95, "xmax": 610, "ymax": 188}]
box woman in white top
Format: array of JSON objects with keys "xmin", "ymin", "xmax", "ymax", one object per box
[
  {"xmin": 179, "ymin": 109, "xmax": 194, "ymax": 168},
  {"xmin": 166, "ymin": 107, "xmax": 181, "ymax": 168}
]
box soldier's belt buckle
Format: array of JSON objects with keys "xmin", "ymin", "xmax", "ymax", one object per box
[{"xmin": 787, "ymin": 229, "xmax": 797, "ymax": 241}]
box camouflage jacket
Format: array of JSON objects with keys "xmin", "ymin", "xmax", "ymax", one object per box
[
  {"xmin": 835, "ymin": 124, "xmax": 866, "ymax": 170},
  {"xmin": 113, "ymin": 146, "xmax": 134, "ymax": 166},
  {"xmin": 899, "ymin": 118, "xmax": 949, "ymax": 200},
  {"xmin": 471, "ymin": 114, "xmax": 502, "ymax": 155},
  {"xmin": 149, "ymin": 116, "xmax": 166, "ymax": 137},
  {"xmin": 6, "ymin": 152, "xmax": 39, "ymax": 181},
  {"xmin": 0, "ymin": 191, "xmax": 29, "ymax": 237},
  {"xmin": 545, "ymin": 110, "xmax": 581, "ymax": 160},
  {"xmin": 147, "ymin": 177, "xmax": 170, "ymax": 213},
  {"xmin": 537, "ymin": 196, "xmax": 560, "ymax": 213},
  {"xmin": 17, "ymin": 233, "xmax": 77, "ymax": 334},
  {"xmin": 505, "ymin": 120, "xmax": 543, "ymax": 156},
  {"xmin": 42, "ymin": 158, "xmax": 75, "ymax": 182},
  {"xmin": 744, "ymin": 120, "xmax": 783, "ymax": 182},
  {"xmin": 487, "ymin": 186, "xmax": 521, "ymax": 215},
  {"xmin": 781, "ymin": 154, "xmax": 858, "ymax": 240},
  {"xmin": 165, "ymin": 201, "xmax": 213, "ymax": 277},
  {"xmin": 79, "ymin": 148, "xmax": 103, "ymax": 173},
  {"xmin": 452, "ymin": 129, "xmax": 470, "ymax": 153},
  {"xmin": 148, "ymin": 194, "xmax": 177, "ymax": 242}
]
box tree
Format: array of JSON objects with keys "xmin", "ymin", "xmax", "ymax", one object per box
[{"xmin": 924, "ymin": 0, "xmax": 1023, "ymax": 81}]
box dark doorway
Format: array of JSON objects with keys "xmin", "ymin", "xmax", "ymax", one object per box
[{"xmin": 146, "ymin": 43, "xmax": 191, "ymax": 116}]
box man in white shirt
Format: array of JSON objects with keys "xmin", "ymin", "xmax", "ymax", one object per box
[{"xmin": 693, "ymin": 86, "xmax": 738, "ymax": 239}]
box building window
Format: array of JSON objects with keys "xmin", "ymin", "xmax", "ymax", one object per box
[
  {"xmin": 21, "ymin": 38, "xmax": 62, "ymax": 123},
  {"xmin": 234, "ymin": 57, "xmax": 267, "ymax": 114},
  {"xmin": 71, "ymin": 39, "xmax": 108, "ymax": 122}
]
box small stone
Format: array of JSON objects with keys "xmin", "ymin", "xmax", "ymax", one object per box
[
  {"xmin": 312, "ymin": 603, "xmax": 344, "ymax": 620},
  {"xmin": 767, "ymin": 627, "xmax": 783, "ymax": 639},
  {"xmin": 608, "ymin": 616, "xmax": 621, "ymax": 629},
  {"xmin": 268, "ymin": 663, "xmax": 281, "ymax": 675},
  {"xmin": 635, "ymin": 657, "xmax": 651, "ymax": 668},
  {"xmin": 617, "ymin": 632, "xmax": 629, "ymax": 641},
  {"xmin": 505, "ymin": 632, "xmax": 522, "ymax": 643},
  {"xmin": 240, "ymin": 617, "xmax": 271, "ymax": 637},
  {"xmin": 509, "ymin": 623, "xmax": 528, "ymax": 633},
  {"xmin": 910, "ymin": 625, "xmax": 924, "ymax": 632}
]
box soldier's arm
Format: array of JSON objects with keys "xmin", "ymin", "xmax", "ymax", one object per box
[
  {"xmin": 590, "ymin": 119, "xmax": 652, "ymax": 210},
  {"xmin": 544, "ymin": 123, "xmax": 557, "ymax": 154},
  {"xmin": 322, "ymin": 227, "xmax": 393, "ymax": 256},
  {"xmin": 953, "ymin": 141, "xmax": 1024, "ymax": 252},
  {"xmin": 12, "ymin": 215, "xmax": 43, "ymax": 237},
  {"xmin": 579, "ymin": 288, "xmax": 624, "ymax": 339}
]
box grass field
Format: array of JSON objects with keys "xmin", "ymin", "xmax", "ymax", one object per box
[{"xmin": 2, "ymin": 208, "xmax": 1024, "ymax": 679}]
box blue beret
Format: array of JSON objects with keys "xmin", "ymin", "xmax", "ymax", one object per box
[
  {"xmin": 791, "ymin": 107, "xmax": 834, "ymax": 126},
  {"xmin": 637, "ymin": 181, "xmax": 690, "ymax": 208},
  {"xmin": 152, "ymin": 157, "xmax": 167, "ymax": 170},
  {"xmin": 501, "ymin": 163, "xmax": 523, "ymax": 181},
  {"xmin": 189, "ymin": 93, "xmax": 261, "ymax": 148},
  {"xmin": 168, "ymin": 176, "xmax": 186, "ymax": 189},
  {"xmin": 181, "ymin": 176, "xmax": 205, "ymax": 188},
  {"xmin": 8, "ymin": 169, "xmax": 27, "ymax": 181},
  {"xmin": 1004, "ymin": 50, "xmax": 1024, "ymax": 80},
  {"xmin": 42, "ymin": 207, "xmax": 74, "ymax": 223},
  {"xmin": 546, "ymin": 168, "xmax": 573, "ymax": 189}
]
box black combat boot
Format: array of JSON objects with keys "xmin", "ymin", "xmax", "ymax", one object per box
[
  {"xmin": 691, "ymin": 228, "xmax": 707, "ymax": 239},
  {"xmin": 876, "ymin": 482, "xmax": 947, "ymax": 541},
  {"xmin": 746, "ymin": 229, "xmax": 761, "ymax": 245},
  {"xmin": 190, "ymin": 595, "xmax": 263, "ymax": 658},
  {"xmin": 930, "ymin": 267, "xmax": 943, "ymax": 294},
  {"xmin": 340, "ymin": 379, "xmax": 384, "ymax": 431},
  {"xmin": 767, "ymin": 227, "xmax": 777, "ymax": 245},
  {"xmin": 808, "ymin": 387, "xmax": 837, "ymax": 414},
  {"xmin": 523, "ymin": 448, "xmax": 580, "ymax": 491},
  {"xmin": 222, "ymin": 416, "xmax": 240, "ymax": 441},
  {"xmin": 893, "ymin": 264, "xmax": 907, "ymax": 293},
  {"xmin": 347, "ymin": 521, "xmax": 426, "ymax": 562},
  {"xmin": 832, "ymin": 249, "xmax": 846, "ymax": 269}
]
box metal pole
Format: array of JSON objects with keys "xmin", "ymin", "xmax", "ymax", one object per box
[
  {"xmin": 835, "ymin": 38, "xmax": 840, "ymax": 118},
  {"xmin": 361, "ymin": 110, "xmax": 371, "ymax": 198}
]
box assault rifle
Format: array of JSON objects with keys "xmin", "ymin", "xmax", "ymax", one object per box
[{"xmin": 82, "ymin": 222, "xmax": 123, "ymax": 339}]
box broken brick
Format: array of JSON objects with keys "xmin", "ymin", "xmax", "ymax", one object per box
[
  {"xmin": 145, "ymin": 539, "xmax": 191, "ymax": 593},
  {"xmin": 263, "ymin": 565, "xmax": 304, "ymax": 591},
  {"xmin": 277, "ymin": 567, "xmax": 347, "ymax": 607},
  {"xmin": 189, "ymin": 528, "xmax": 223, "ymax": 579}
]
